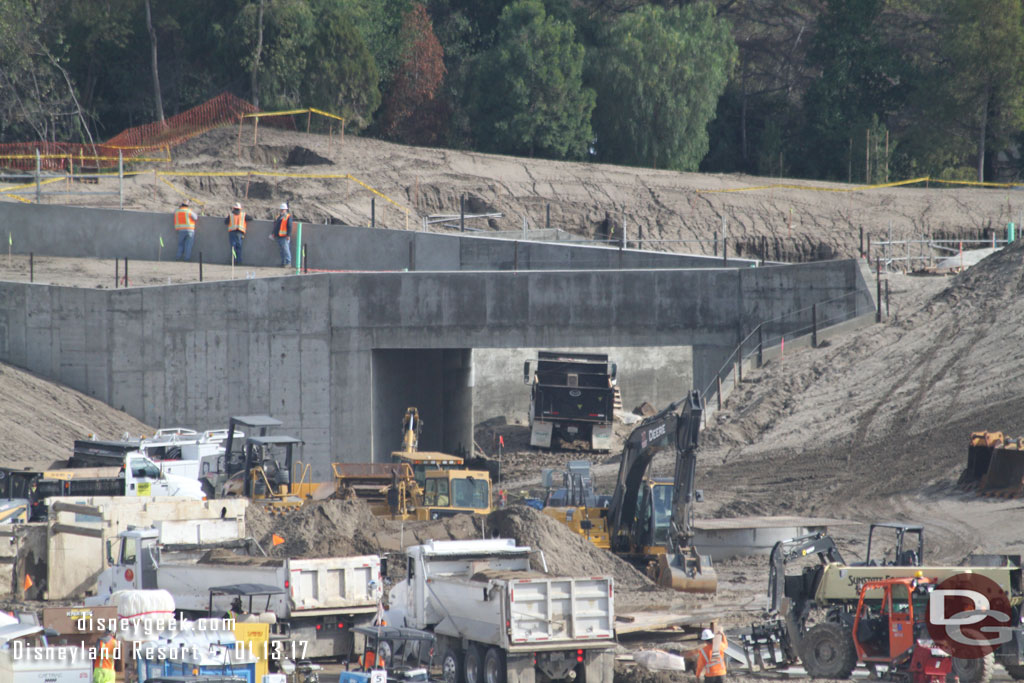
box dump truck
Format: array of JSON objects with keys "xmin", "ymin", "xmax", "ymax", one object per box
[
  {"xmin": 387, "ymin": 538, "xmax": 616, "ymax": 683},
  {"xmin": 736, "ymin": 531, "xmax": 1024, "ymax": 683},
  {"xmin": 89, "ymin": 526, "xmax": 384, "ymax": 659},
  {"xmin": 524, "ymin": 351, "xmax": 617, "ymax": 451},
  {"xmin": 0, "ymin": 453, "xmax": 205, "ymax": 521}
]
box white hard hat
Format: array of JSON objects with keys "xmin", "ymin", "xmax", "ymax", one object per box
[
  {"xmin": 279, "ymin": 202, "xmax": 288, "ymax": 210},
  {"xmin": 233, "ymin": 202, "xmax": 242, "ymax": 209},
  {"xmin": 701, "ymin": 629, "xmax": 714, "ymax": 641}
]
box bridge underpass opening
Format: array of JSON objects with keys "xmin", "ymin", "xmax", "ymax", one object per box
[{"xmin": 370, "ymin": 348, "xmax": 473, "ymax": 463}]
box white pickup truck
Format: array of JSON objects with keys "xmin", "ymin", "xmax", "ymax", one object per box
[
  {"xmin": 89, "ymin": 527, "xmax": 384, "ymax": 659},
  {"xmin": 387, "ymin": 539, "xmax": 615, "ymax": 683}
]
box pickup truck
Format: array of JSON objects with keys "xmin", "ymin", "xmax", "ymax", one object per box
[
  {"xmin": 387, "ymin": 539, "xmax": 615, "ymax": 683},
  {"xmin": 90, "ymin": 527, "xmax": 384, "ymax": 659},
  {"xmin": 0, "ymin": 454, "xmax": 205, "ymax": 521}
]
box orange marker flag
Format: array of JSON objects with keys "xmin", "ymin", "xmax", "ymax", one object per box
[
  {"xmin": 499, "ymin": 435, "xmax": 504, "ymax": 447},
  {"xmin": 272, "ymin": 534, "xmax": 285, "ymax": 546},
  {"xmin": 23, "ymin": 574, "xmax": 33, "ymax": 591}
]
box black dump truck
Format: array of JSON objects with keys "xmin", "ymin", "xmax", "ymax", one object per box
[{"xmin": 524, "ymin": 351, "xmax": 617, "ymax": 451}]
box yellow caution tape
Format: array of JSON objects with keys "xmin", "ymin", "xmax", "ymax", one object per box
[{"xmin": 697, "ymin": 175, "xmax": 1023, "ymax": 194}]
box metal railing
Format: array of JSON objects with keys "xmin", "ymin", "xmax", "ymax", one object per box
[{"xmin": 700, "ymin": 289, "xmax": 876, "ymax": 414}]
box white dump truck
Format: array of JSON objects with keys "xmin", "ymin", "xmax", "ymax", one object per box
[
  {"xmin": 89, "ymin": 526, "xmax": 384, "ymax": 659},
  {"xmin": 387, "ymin": 539, "xmax": 615, "ymax": 683}
]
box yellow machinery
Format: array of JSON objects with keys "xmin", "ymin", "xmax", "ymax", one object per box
[
  {"xmin": 221, "ymin": 435, "xmax": 335, "ymax": 512},
  {"xmin": 333, "ymin": 462, "xmax": 492, "ymax": 520},
  {"xmin": 961, "ymin": 430, "xmax": 1024, "ymax": 497},
  {"xmin": 544, "ymin": 391, "xmax": 716, "ymax": 593}
]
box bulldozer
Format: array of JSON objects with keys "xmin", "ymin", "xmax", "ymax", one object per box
[
  {"xmin": 221, "ymin": 434, "xmax": 335, "ymax": 512},
  {"xmin": 544, "ymin": 390, "xmax": 716, "ymax": 593},
  {"xmin": 960, "ymin": 430, "xmax": 1024, "ymax": 497},
  {"xmin": 735, "ymin": 530, "xmax": 1024, "ymax": 683}
]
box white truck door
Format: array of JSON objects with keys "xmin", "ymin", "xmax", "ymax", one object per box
[
  {"xmin": 109, "ymin": 535, "xmax": 143, "ymax": 592},
  {"xmin": 127, "ymin": 457, "xmax": 162, "ymax": 496}
]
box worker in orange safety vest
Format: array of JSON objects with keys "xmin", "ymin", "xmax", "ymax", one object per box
[
  {"xmin": 695, "ymin": 628, "xmax": 727, "ymax": 683},
  {"xmin": 225, "ymin": 201, "xmax": 247, "ymax": 264},
  {"xmin": 93, "ymin": 631, "xmax": 119, "ymax": 683},
  {"xmin": 271, "ymin": 202, "xmax": 294, "ymax": 268},
  {"xmin": 173, "ymin": 199, "xmax": 198, "ymax": 261}
]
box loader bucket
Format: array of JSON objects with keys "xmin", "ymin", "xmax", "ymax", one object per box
[
  {"xmin": 962, "ymin": 431, "xmax": 1003, "ymax": 485},
  {"xmin": 979, "ymin": 441, "xmax": 1024, "ymax": 497},
  {"xmin": 654, "ymin": 550, "xmax": 718, "ymax": 594}
]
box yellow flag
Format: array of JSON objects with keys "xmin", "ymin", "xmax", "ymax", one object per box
[
  {"xmin": 159, "ymin": 235, "xmax": 164, "ymax": 248},
  {"xmin": 272, "ymin": 534, "xmax": 285, "ymax": 546},
  {"xmin": 232, "ymin": 247, "xmax": 237, "ymax": 261},
  {"xmin": 23, "ymin": 574, "xmax": 32, "ymax": 591}
]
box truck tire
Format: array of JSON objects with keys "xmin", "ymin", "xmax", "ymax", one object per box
[
  {"xmin": 951, "ymin": 653, "xmax": 995, "ymax": 683},
  {"xmin": 799, "ymin": 622, "xmax": 856, "ymax": 679},
  {"xmin": 443, "ymin": 648, "xmax": 464, "ymax": 683},
  {"xmin": 1004, "ymin": 664, "xmax": 1024, "ymax": 680},
  {"xmin": 465, "ymin": 644, "xmax": 485, "ymax": 683},
  {"xmin": 484, "ymin": 647, "xmax": 506, "ymax": 683}
]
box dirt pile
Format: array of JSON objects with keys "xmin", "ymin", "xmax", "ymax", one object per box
[
  {"xmin": 487, "ymin": 505, "xmax": 661, "ymax": 592},
  {"xmin": 0, "ymin": 361, "xmax": 154, "ymax": 470},
  {"xmin": 246, "ymin": 499, "xmax": 386, "ymax": 558}
]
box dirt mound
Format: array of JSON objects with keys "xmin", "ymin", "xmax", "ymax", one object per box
[
  {"xmin": 0, "ymin": 361, "xmax": 153, "ymax": 470},
  {"xmin": 487, "ymin": 505, "xmax": 659, "ymax": 592},
  {"xmin": 246, "ymin": 499, "xmax": 385, "ymax": 558}
]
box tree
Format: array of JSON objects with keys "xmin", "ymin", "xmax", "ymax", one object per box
[
  {"xmin": 380, "ymin": 4, "xmax": 446, "ymax": 144},
  {"xmin": 927, "ymin": 0, "xmax": 1024, "ymax": 181},
  {"xmin": 799, "ymin": 0, "xmax": 906, "ymax": 181},
  {"xmin": 144, "ymin": 0, "xmax": 165, "ymax": 123},
  {"xmin": 466, "ymin": 0, "xmax": 594, "ymax": 159},
  {"xmin": 590, "ymin": 3, "xmax": 736, "ymax": 170},
  {"xmin": 305, "ymin": 0, "xmax": 380, "ymax": 129}
]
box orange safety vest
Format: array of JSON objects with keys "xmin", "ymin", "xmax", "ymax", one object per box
[
  {"xmin": 98, "ymin": 636, "xmax": 118, "ymax": 670},
  {"xmin": 174, "ymin": 207, "xmax": 196, "ymax": 231},
  {"xmin": 275, "ymin": 212, "xmax": 291, "ymax": 237},
  {"xmin": 228, "ymin": 211, "xmax": 247, "ymax": 234},
  {"xmin": 696, "ymin": 634, "xmax": 727, "ymax": 678}
]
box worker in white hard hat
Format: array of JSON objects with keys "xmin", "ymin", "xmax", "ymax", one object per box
[
  {"xmin": 173, "ymin": 199, "xmax": 198, "ymax": 261},
  {"xmin": 271, "ymin": 201, "xmax": 294, "ymax": 268},
  {"xmin": 695, "ymin": 627, "xmax": 727, "ymax": 682},
  {"xmin": 225, "ymin": 201, "xmax": 247, "ymax": 264}
]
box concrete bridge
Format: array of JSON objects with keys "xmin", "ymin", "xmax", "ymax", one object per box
[{"xmin": 0, "ymin": 203, "xmax": 873, "ymax": 474}]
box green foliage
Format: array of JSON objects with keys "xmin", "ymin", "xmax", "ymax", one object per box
[
  {"xmin": 589, "ymin": 3, "xmax": 736, "ymax": 171},
  {"xmin": 306, "ymin": 0, "xmax": 380, "ymax": 128},
  {"xmin": 466, "ymin": 0, "xmax": 595, "ymax": 160}
]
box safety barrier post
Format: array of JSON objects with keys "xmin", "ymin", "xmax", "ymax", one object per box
[
  {"xmin": 29, "ymin": 253, "xmax": 33, "ymax": 283},
  {"xmin": 408, "ymin": 241, "xmax": 415, "ymax": 272},
  {"xmin": 866, "ymin": 234, "xmax": 871, "ymax": 265},
  {"xmin": 296, "ymin": 223, "xmax": 302, "ymax": 274},
  {"xmin": 115, "ymin": 259, "xmax": 119, "ymax": 289},
  {"xmin": 460, "ymin": 195, "xmax": 465, "ymax": 232},
  {"xmin": 118, "ymin": 150, "xmax": 124, "ymax": 210},
  {"xmin": 199, "ymin": 253, "xmax": 203, "ymax": 282},
  {"xmin": 757, "ymin": 325, "xmax": 763, "ymax": 367},
  {"xmin": 716, "ymin": 376, "xmax": 722, "ymax": 410},
  {"xmin": 859, "ymin": 227, "xmax": 864, "ymax": 258},
  {"xmin": 546, "ymin": 203, "xmax": 550, "ymax": 229},
  {"xmin": 812, "ymin": 304, "xmax": 818, "ymax": 347},
  {"xmin": 371, "ymin": 198, "xmax": 375, "ymax": 228},
  {"xmin": 513, "ymin": 241, "xmax": 519, "ymax": 272},
  {"xmin": 124, "ymin": 258, "xmax": 128, "ymax": 287},
  {"xmin": 875, "ymin": 262, "xmax": 882, "ymax": 323},
  {"xmin": 885, "ymin": 280, "xmax": 890, "ymax": 318},
  {"xmin": 35, "ymin": 149, "xmax": 41, "ymax": 203}
]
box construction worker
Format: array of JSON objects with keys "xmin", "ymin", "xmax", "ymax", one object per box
[
  {"xmin": 173, "ymin": 199, "xmax": 198, "ymax": 261},
  {"xmin": 224, "ymin": 201, "xmax": 247, "ymax": 264},
  {"xmin": 93, "ymin": 630, "xmax": 118, "ymax": 683},
  {"xmin": 695, "ymin": 628, "xmax": 727, "ymax": 683},
  {"xmin": 271, "ymin": 202, "xmax": 294, "ymax": 267}
]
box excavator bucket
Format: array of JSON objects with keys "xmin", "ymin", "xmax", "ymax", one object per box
[
  {"xmin": 961, "ymin": 431, "xmax": 1003, "ymax": 487},
  {"xmin": 979, "ymin": 440, "xmax": 1024, "ymax": 498},
  {"xmin": 654, "ymin": 549, "xmax": 718, "ymax": 594}
]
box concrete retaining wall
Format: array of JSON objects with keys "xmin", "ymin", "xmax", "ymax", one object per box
[
  {"xmin": 0, "ymin": 201, "xmax": 759, "ymax": 271},
  {"xmin": 0, "ymin": 260, "xmax": 873, "ymax": 476}
]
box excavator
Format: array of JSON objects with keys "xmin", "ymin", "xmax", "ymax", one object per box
[{"xmin": 544, "ymin": 390, "xmax": 717, "ymax": 593}]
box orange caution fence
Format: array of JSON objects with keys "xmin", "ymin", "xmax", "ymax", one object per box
[{"xmin": 0, "ymin": 92, "xmax": 258, "ymax": 172}]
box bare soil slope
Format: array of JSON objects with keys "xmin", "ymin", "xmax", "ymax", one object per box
[
  {"xmin": 44, "ymin": 125, "xmax": 1021, "ymax": 263},
  {"xmin": 0, "ymin": 362, "xmax": 153, "ymax": 470}
]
